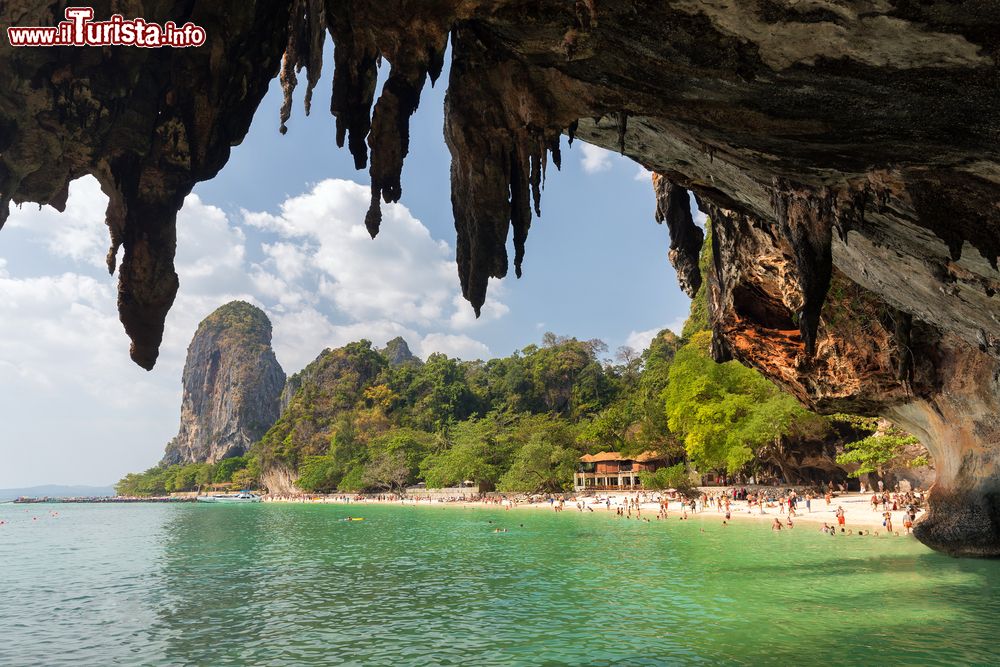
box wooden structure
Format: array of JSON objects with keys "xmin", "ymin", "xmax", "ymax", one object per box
[{"xmin": 574, "ymin": 451, "xmax": 669, "ymax": 491}]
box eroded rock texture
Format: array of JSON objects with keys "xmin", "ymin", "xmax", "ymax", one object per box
[
  {"xmin": 161, "ymin": 302, "xmax": 285, "ymax": 465},
  {"xmin": 2, "ymin": 1, "xmax": 999, "ymax": 554}
]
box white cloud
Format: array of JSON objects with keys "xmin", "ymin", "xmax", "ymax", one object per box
[
  {"xmin": 269, "ymin": 308, "xmax": 420, "ymax": 372},
  {"xmin": 418, "ymin": 333, "xmax": 490, "ymax": 360},
  {"xmin": 448, "ymin": 279, "xmax": 510, "ymax": 329},
  {"xmin": 694, "ymin": 208, "xmax": 708, "ymax": 229},
  {"xmin": 624, "ymin": 316, "xmax": 687, "ymax": 352},
  {"xmin": 243, "ymin": 179, "xmax": 501, "ymax": 330},
  {"xmin": 5, "ymin": 176, "xmax": 110, "ymax": 268},
  {"xmin": 634, "ymin": 165, "xmax": 653, "ymax": 182},
  {"xmin": 175, "ymin": 194, "xmax": 248, "ymax": 295},
  {"xmin": 580, "ymin": 143, "xmax": 613, "ymax": 174}
]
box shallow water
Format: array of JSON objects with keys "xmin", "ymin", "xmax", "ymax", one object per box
[{"xmin": 0, "ymin": 503, "xmax": 997, "ymax": 665}]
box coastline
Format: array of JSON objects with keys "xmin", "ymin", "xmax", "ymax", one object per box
[{"xmin": 264, "ymin": 491, "xmax": 921, "ymax": 535}]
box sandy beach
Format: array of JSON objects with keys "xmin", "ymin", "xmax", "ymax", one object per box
[{"xmin": 265, "ymin": 490, "xmax": 922, "ymax": 535}]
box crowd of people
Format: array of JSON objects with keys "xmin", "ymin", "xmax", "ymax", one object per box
[{"xmin": 262, "ymin": 481, "xmax": 925, "ymax": 538}]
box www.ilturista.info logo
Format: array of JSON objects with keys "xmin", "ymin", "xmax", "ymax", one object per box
[{"xmin": 7, "ymin": 7, "xmax": 206, "ymax": 47}]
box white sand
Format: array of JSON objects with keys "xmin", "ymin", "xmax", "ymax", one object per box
[{"xmin": 266, "ymin": 490, "xmax": 922, "ymax": 534}]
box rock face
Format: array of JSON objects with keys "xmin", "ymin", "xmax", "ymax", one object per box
[
  {"xmin": 382, "ymin": 337, "xmax": 420, "ymax": 367},
  {"xmin": 162, "ymin": 302, "xmax": 285, "ymax": 465},
  {"xmin": 3, "ymin": 2, "xmax": 999, "ymax": 554}
]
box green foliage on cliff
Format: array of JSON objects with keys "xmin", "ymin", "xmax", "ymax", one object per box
[
  {"xmin": 682, "ymin": 221, "xmax": 714, "ymax": 339},
  {"xmin": 832, "ymin": 416, "xmax": 922, "ymax": 476},
  {"xmin": 198, "ymin": 300, "xmax": 272, "ymax": 339},
  {"xmin": 245, "ymin": 333, "xmax": 628, "ymax": 495},
  {"xmin": 664, "ymin": 331, "xmax": 823, "ymax": 474}
]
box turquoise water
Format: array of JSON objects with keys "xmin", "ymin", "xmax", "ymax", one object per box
[{"xmin": 1, "ymin": 503, "xmax": 998, "ymax": 666}]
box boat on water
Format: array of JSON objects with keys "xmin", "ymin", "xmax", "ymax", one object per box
[{"xmin": 197, "ymin": 492, "xmax": 261, "ymax": 503}]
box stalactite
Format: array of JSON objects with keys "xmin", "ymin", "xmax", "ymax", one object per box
[
  {"xmin": 327, "ymin": 10, "xmax": 380, "ymax": 170},
  {"xmin": 0, "ymin": 169, "xmax": 20, "ymax": 230},
  {"xmin": 771, "ymin": 179, "xmax": 835, "ymax": 358},
  {"xmin": 279, "ymin": 0, "xmax": 327, "ymax": 129},
  {"xmin": 893, "ymin": 309, "xmax": 915, "ymax": 384},
  {"xmin": 365, "ymin": 68, "xmax": 430, "ymax": 237},
  {"xmin": 278, "ymin": 0, "xmax": 306, "ymax": 134},
  {"xmin": 653, "ymin": 174, "xmax": 704, "ymax": 297},
  {"xmin": 616, "ymin": 111, "xmax": 628, "ymax": 153},
  {"xmin": 444, "ymin": 28, "xmax": 581, "ymax": 315},
  {"xmin": 108, "ymin": 156, "xmax": 182, "ymax": 371}
]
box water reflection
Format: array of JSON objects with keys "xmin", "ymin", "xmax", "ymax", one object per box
[{"xmin": 4, "ymin": 503, "xmax": 1000, "ymax": 665}]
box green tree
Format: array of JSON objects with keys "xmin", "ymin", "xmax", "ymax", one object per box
[
  {"xmin": 638, "ymin": 463, "xmax": 694, "ymax": 495},
  {"xmin": 681, "ymin": 220, "xmax": 713, "ymax": 338},
  {"xmin": 497, "ymin": 438, "xmax": 579, "ymax": 493},
  {"xmin": 420, "ymin": 413, "xmax": 518, "ymax": 490},
  {"xmin": 664, "ymin": 331, "xmax": 816, "ymax": 475},
  {"xmin": 835, "ymin": 420, "xmax": 921, "ymax": 477},
  {"xmin": 296, "ymin": 455, "xmax": 340, "ymax": 493},
  {"xmin": 115, "ymin": 467, "xmax": 168, "ymax": 496},
  {"xmin": 362, "ymin": 451, "xmax": 412, "ymax": 492},
  {"xmin": 213, "ymin": 456, "xmax": 249, "ymax": 483}
]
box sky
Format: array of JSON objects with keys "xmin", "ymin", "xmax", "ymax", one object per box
[{"xmin": 0, "ymin": 43, "xmax": 700, "ymax": 488}]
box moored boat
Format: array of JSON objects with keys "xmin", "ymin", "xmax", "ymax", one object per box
[{"xmin": 197, "ymin": 492, "xmax": 261, "ymax": 503}]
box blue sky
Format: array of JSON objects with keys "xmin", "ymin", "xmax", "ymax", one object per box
[{"xmin": 0, "ymin": 47, "xmax": 695, "ymax": 487}]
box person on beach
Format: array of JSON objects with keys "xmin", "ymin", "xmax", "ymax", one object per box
[
  {"xmin": 836, "ymin": 505, "xmax": 846, "ymax": 529},
  {"xmin": 883, "ymin": 511, "xmax": 893, "ymax": 533},
  {"xmin": 805, "ymin": 494, "xmax": 812, "ymax": 513}
]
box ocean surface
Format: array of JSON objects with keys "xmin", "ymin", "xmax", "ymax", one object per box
[{"xmin": 1, "ymin": 502, "xmax": 998, "ymax": 666}]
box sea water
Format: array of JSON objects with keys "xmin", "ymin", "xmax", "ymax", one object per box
[{"xmin": 1, "ymin": 502, "xmax": 997, "ymax": 665}]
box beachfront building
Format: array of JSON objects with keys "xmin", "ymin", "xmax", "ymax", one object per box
[{"xmin": 574, "ymin": 451, "xmax": 669, "ymax": 492}]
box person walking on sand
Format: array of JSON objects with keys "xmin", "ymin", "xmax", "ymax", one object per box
[
  {"xmin": 825, "ymin": 491, "xmax": 832, "ymax": 507},
  {"xmin": 836, "ymin": 505, "xmax": 846, "ymax": 530}
]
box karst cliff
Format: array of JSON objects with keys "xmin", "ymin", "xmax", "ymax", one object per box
[
  {"xmin": 2, "ymin": 1, "xmax": 999, "ymax": 555},
  {"xmin": 162, "ymin": 301, "xmax": 286, "ymax": 465}
]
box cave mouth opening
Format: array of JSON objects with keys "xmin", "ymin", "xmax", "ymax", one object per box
[{"xmin": 731, "ymin": 282, "xmax": 797, "ymax": 331}]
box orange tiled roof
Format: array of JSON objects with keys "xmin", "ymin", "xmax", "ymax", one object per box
[{"xmin": 580, "ymin": 451, "xmax": 667, "ymax": 463}]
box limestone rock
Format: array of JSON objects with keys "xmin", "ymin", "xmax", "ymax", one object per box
[
  {"xmin": 162, "ymin": 302, "xmax": 285, "ymax": 464},
  {"xmin": 382, "ymin": 337, "xmax": 420, "ymax": 367}
]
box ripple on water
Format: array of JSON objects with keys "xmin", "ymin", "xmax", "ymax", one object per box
[{"xmin": 1, "ymin": 503, "xmax": 999, "ymax": 665}]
